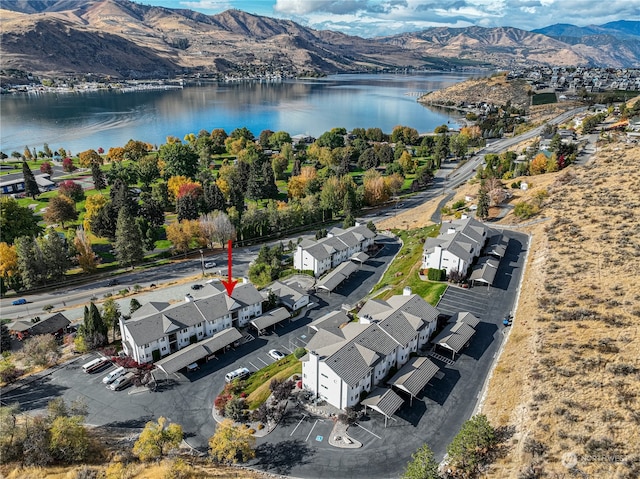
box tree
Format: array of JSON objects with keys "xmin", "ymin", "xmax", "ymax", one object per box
[
  {"xmin": 137, "ymin": 155, "xmax": 160, "ymax": 189},
  {"xmin": 44, "ymin": 195, "xmax": 78, "ymax": 228},
  {"xmin": 477, "ymin": 184, "xmax": 490, "ymax": 220},
  {"xmin": 446, "ymin": 414, "xmax": 496, "ymax": 476},
  {"xmin": 123, "ymin": 139, "xmax": 148, "ymax": 162},
  {"xmin": 199, "ymin": 212, "xmax": 236, "ymax": 249},
  {"xmin": 262, "ymin": 160, "xmax": 279, "ymax": 200},
  {"xmin": 74, "ymin": 228, "xmax": 98, "ymax": 273},
  {"xmin": 40, "ymin": 161, "xmax": 53, "ymax": 175},
  {"xmin": 83, "ymin": 194, "xmax": 108, "ymax": 232},
  {"xmin": 78, "ymin": 149, "xmax": 103, "ymax": 168},
  {"xmin": 529, "ymin": 152, "xmax": 548, "ymax": 175},
  {"xmin": 15, "ymin": 236, "xmax": 45, "ymax": 288},
  {"xmin": 0, "ymin": 198, "xmax": 42, "ymax": 245},
  {"xmin": 91, "ymin": 162, "xmax": 106, "ymax": 191},
  {"xmin": 114, "ymin": 207, "xmax": 144, "ymax": 268},
  {"xmin": 176, "ymin": 191, "xmax": 201, "ymax": 221},
  {"xmin": 0, "ymin": 323, "xmax": 11, "ymax": 353},
  {"xmin": 208, "ymin": 418, "xmax": 256, "ymax": 464},
  {"xmin": 39, "ymin": 229, "xmax": 70, "ymax": 281},
  {"xmin": 159, "ymin": 142, "xmax": 199, "ymax": 179},
  {"xmin": 0, "ymin": 242, "xmax": 20, "ymax": 292},
  {"xmin": 58, "ymin": 180, "xmax": 85, "ymax": 203},
  {"xmin": 22, "ymin": 161, "xmax": 40, "ymax": 199},
  {"xmin": 49, "ymin": 415, "xmax": 90, "ymax": 463},
  {"xmin": 22, "ymin": 334, "xmax": 60, "ymax": 367},
  {"xmin": 79, "ymin": 302, "xmax": 107, "ymax": 349},
  {"xmin": 401, "ymin": 444, "xmax": 441, "ymax": 479},
  {"xmin": 202, "ymin": 180, "xmax": 225, "ymax": 213},
  {"xmin": 133, "ymin": 417, "xmax": 183, "ymax": 462},
  {"xmin": 23, "ymin": 415, "xmax": 53, "ymax": 466},
  {"xmin": 129, "ymin": 298, "xmax": 142, "ymax": 315},
  {"xmin": 102, "ymin": 297, "xmax": 121, "ymax": 342},
  {"xmin": 62, "ymin": 157, "xmax": 76, "ymax": 173},
  {"xmin": 167, "ymin": 219, "xmax": 205, "ymax": 256}
]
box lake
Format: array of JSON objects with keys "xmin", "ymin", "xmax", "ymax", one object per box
[{"xmin": 0, "ymin": 72, "xmax": 475, "ymax": 155}]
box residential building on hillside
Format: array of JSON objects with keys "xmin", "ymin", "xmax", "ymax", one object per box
[
  {"xmin": 119, "ymin": 282, "xmax": 263, "ymax": 364},
  {"xmin": 301, "ymin": 291, "xmax": 439, "ymax": 410},
  {"xmin": 294, "ymin": 224, "xmax": 376, "ymax": 277},
  {"xmin": 422, "ymin": 216, "xmax": 488, "ymax": 275}
]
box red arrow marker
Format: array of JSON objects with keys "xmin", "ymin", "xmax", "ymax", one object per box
[{"xmin": 221, "ymin": 240, "xmax": 238, "ymax": 296}]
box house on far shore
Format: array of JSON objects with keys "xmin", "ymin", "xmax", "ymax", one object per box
[{"xmin": 301, "ymin": 289, "xmax": 439, "ymax": 410}]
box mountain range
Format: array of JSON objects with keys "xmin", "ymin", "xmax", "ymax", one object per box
[{"xmin": 1, "ymin": 0, "xmax": 638, "ymax": 80}]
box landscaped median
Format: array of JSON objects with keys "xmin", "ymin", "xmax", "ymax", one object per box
[{"xmin": 212, "ymin": 354, "xmax": 302, "ymax": 435}]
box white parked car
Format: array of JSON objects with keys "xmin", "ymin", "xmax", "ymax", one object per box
[
  {"xmin": 268, "ymin": 349, "xmax": 286, "ymax": 360},
  {"xmin": 204, "ymin": 261, "xmax": 216, "ymax": 268},
  {"xmin": 102, "ymin": 366, "xmax": 126, "ymax": 384}
]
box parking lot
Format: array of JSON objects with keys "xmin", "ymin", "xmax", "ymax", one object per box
[{"xmin": 1, "ymin": 230, "xmax": 528, "ymax": 479}]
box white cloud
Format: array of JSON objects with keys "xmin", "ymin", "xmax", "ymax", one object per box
[{"xmin": 181, "ymin": 0, "xmax": 233, "ymax": 11}]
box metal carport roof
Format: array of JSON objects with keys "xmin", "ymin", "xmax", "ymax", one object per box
[
  {"xmin": 362, "ymin": 387, "xmax": 404, "ymax": 427},
  {"xmin": 155, "ymin": 327, "xmax": 242, "ymax": 375},
  {"xmin": 388, "ymin": 357, "xmax": 439, "ymax": 403},
  {"xmin": 250, "ymin": 307, "xmax": 290, "ymax": 332},
  {"xmin": 432, "ymin": 321, "xmax": 476, "ymax": 356},
  {"xmin": 316, "ymin": 261, "xmax": 359, "ymax": 292}
]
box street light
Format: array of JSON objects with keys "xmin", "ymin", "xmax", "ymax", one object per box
[{"xmin": 199, "ymin": 249, "xmax": 205, "ymax": 277}]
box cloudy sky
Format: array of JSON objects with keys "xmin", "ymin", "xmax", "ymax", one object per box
[{"xmin": 155, "ymin": 0, "xmax": 638, "ymax": 37}]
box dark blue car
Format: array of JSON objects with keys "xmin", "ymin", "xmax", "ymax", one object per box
[{"xmin": 12, "ymin": 298, "xmax": 27, "ymax": 305}]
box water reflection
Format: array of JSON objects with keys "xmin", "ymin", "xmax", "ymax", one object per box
[{"xmin": 0, "ymin": 73, "xmax": 474, "ymax": 154}]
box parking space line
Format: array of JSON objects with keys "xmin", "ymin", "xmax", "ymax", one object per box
[
  {"xmin": 282, "ymin": 345, "xmax": 293, "ymax": 353},
  {"xmin": 305, "ymin": 419, "xmax": 319, "ymax": 441},
  {"xmin": 290, "ymin": 414, "xmax": 307, "ymax": 436},
  {"xmin": 354, "ymin": 422, "xmax": 382, "ymax": 439},
  {"xmin": 248, "ymin": 361, "xmax": 260, "ymax": 371},
  {"xmin": 257, "ymin": 357, "xmax": 269, "ymax": 366}
]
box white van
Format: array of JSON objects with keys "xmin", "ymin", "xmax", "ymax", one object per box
[
  {"xmin": 82, "ymin": 357, "xmax": 110, "ymax": 373},
  {"xmin": 225, "ymin": 367, "xmax": 250, "ymax": 383},
  {"xmin": 102, "ymin": 366, "xmax": 126, "ymax": 384}
]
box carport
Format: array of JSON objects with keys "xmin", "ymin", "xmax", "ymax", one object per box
[
  {"xmin": 361, "ymin": 387, "xmax": 404, "ymax": 427},
  {"xmin": 249, "ymin": 307, "xmax": 290, "ymax": 336},
  {"xmin": 350, "ymin": 251, "xmax": 369, "ymax": 265},
  {"xmin": 155, "ymin": 327, "xmax": 243, "ymax": 375},
  {"xmin": 485, "ymin": 233, "xmax": 508, "ymax": 258},
  {"xmin": 432, "ymin": 320, "xmax": 476, "ymax": 359},
  {"xmin": 387, "ymin": 357, "xmax": 439, "ymax": 406},
  {"xmin": 469, "ymin": 256, "xmax": 500, "ymax": 288},
  {"xmin": 316, "ymin": 261, "xmax": 358, "ymax": 294}
]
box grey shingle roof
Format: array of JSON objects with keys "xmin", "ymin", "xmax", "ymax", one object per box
[
  {"xmin": 250, "ymin": 307, "xmax": 290, "ymax": 331},
  {"xmin": 8, "ymin": 312, "xmax": 70, "ymax": 335},
  {"xmin": 268, "ymin": 281, "xmax": 309, "ymax": 309},
  {"xmin": 469, "ymin": 256, "xmax": 500, "ymax": 285},
  {"xmin": 316, "ymin": 261, "xmax": 358, "ymax": 291},
  {"xmin": 432, "ymin": 321, "xmax": 476, "ymax": 354},
  {"xmin": 131, "ymin": 302, "xmax": 170, "ymax": 319},
  {"xmin": 154, "ymin": 328, "xmax": 242, "ymax": 374},
  {"xmin": 325, "ymin": 340, "xmax": 377, "ymax": 386},
  {"xmin": 388, "ymin": 357, "xmax": 439, "ymax": 398},
  {"xmin": 361, "ymin": 387, "xmax": 404, "ymax": 418},
  {"xmin": 309, "ymin": 310, "xmax": 351, "ymax": 335},
  {"xmin": 450, "ymin": 312, "xmax": 480, "ymax": 327}
]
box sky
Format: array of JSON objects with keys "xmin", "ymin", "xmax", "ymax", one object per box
[{"xmin": 149, "ymin": 0, "xmax": 638, "ymax": 38}]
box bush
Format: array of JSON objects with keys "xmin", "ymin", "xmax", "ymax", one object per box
[
  {"xmin": 257, "ymin": 423, "xmax": 264, "ymax": 430},
  {"xmin": 294, "ymin": 347, "xmax": 306, "ymax": 359},
  {"xmin": 427, "ymin": 268, "xmax": 446, "ymax": 281},
  {"xmin": 247, "ymin": 428, "xmax": 256, "ymax": 435},
  {"xmin": 214, "ymin": 394, "xmax": 231, "ymax": 415},
  {"xmin": 514, "ymin": 201, "xmax": 539, "ymax": 219}
]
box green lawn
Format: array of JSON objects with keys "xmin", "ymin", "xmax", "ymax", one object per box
[
  {"xmin": 241, "ymin": 355, "xmax": 302, "ymax": 409},
  {"xmin": 371, "ymin": 225, "xmax": 447, "ymax": 305}
]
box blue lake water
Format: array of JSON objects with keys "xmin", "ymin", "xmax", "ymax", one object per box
[{"xmin": 0, "ymin": 72, "xmax": 475, "ymax": 155}]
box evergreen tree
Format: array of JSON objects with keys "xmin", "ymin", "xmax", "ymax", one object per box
[
  {"xmin": 1, "ymin": 323, "xmax": 11, "ymax": 352},
  {"xmin": 0, "ymin": 197, "xmax": 42, "ymax": 244},
  {"xmin": 39, "ymin": 230, "xmax": 70, "ymax": 282},
  {"xmin": 246, "ymin": 161, "xmax": 264, "ymax": 202},
  {"xmin": 291, "ymin": 158, "xmax": 301, "ymax": 177},
  {"xmin": 401, "ymin": 444, "xmax": 440, "ymax": 479},
  {"xmin": 80, "ymin": 303, "xmax": 107, "ymax": 349},
  {"xmin": 102, "ymin": 297, "xmax": 121, "ymax": 342},
  {"xmin": 176, "ymin": 193, "xmax": 200, "ymax": 221},
  {"xmin": 91, "ymin": 162, "xmax": 106, "ymax": 191},
  {"xmin": 477, "ymin": 183, "xmax": 490, "ymax": 220},
  {"xmin": 114, "ymin": 208, "xmax": 144, "ymax": 268},
  {"xmin": 262, "ymin": 160, "xmax": 279, "ymax": 199},
  {"xmin": 202, "ymin": 180, "xmax": 225, "ymax": 213},
  {"xmin": 22, "ymin": 161, "xmax": 39, "ymax": 199},
  {"xmin": 15, "ymin": 236, "xmax": 46, "ymax": 288}
]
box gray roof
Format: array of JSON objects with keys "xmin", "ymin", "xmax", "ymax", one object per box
[
  {"xmin": 155, "ymin": 328, "xmax": 242, "ymax": 374},
  {"xmin": 324, "ymin": 340, "xmax": 379, "ymax": 386},
  {"xmin": 316, "ymin": 261, "xmax": 358, "ymax": 291},
  {"xmin": 300, "ymin": 224, "xmax": 376, "ymax": 262},
  {"xmin": 124, "ymin": 283, "xmax": 262, "ymax": 345},
  {"xmin": 250, "ymin": 307, "xmax": 290, "ymax": 331},
  {"xmin": 388, "ymin": 357, "xmax": 439, "ymax": 398},
  {"xmin": 359, "ymin": 294, "xmax": 439, "ymax": 332},
  {"xmin": 351, "ymin": 251, "xmax": 369, "ymax": 263},
  {"xmin": 309, "ymin": 310, "xmax": 351, "ymax": 335},
  {"xmin": 432, "ymin": 321, "xmax": 476, "ymax": 354},
  {"xmin": 469, "ymin": 256, "xmax": 500, "ymax": 285},
  {"xmin": 268, "ymin": 281, "xmax": 309, "ymax": 309},
  {"xmin": 131, "ymin": 302, "xmax": 170, "ymax": 319},
  {"xmin": 423, "ymin": 217, "xmax": 488, "ymax": 265},
  {"xmin": 485, "ymin": 234, "xmax": 508, "ymax": 257},
  {"xmin": 361, "ymin": 387, "xmax": 404, "ymax": 418},
  {"xmin": 450, "ymin": 312, "xmax": 480, "ymax": 327},
  {"xmin": 8, "ymin": 312, "xmax": 70, "ymax": 335}
]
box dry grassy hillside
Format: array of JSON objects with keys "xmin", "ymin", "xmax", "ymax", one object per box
[
  {"xmin": 377, "ymin": 133, "xmax": 640, "ymax": 478},
  {"xmin": 481, "ymin": 139, "xmax": 640, "ymax": 478}
]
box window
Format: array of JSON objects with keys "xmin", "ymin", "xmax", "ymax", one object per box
[
  {"xmin": 321, "ymin": 384, "xmax": 328, "ymax": 390},
  {"xmin": 143, "ymin": 343, "xmax": 149, "ymax": 349},
  {"xmin": 198, "ymin": 331, "xmax": 203, "ymax": 336},
  {"xmin": 162, "ymin": 347, "xmax": 167, "ymax": 351},
  {"xmin": 321, "ymin": 373, "xmax": 328, "ymax": 379}
]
